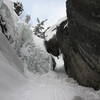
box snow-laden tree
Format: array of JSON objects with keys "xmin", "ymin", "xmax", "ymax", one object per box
[
  {"xmin": 13, "ymin": 1, "xmax": 24, "ymax": 16},
  {"xmin": 13, "ymin": 17, "xmax": 50, "ymax": 74},
  {"xmin": 33, "ymin": 18, "xmax": 50, "ymax": 39},
  {"xmin": 20, "ymin": 39, "xmax": 50, "ymax": 74},
  {"xmin": 13, "ymin": 20, "xmax": 33, "ymax": 56},
  {"xmin": 25, "ymin": 15, "xmax": 31, "ymax": 24}
]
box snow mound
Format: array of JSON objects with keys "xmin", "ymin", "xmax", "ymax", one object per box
[{"xmin": 45, "ymin": 17, "xmax": 67, "ymax": 41}]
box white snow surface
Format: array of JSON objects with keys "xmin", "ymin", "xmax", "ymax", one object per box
[{"xmin": 0, "ymin": 0, "xmax": 100, "ymax": 100}]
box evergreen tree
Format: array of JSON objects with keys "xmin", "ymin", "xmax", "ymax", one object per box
[
  {"xmin": 14, "ymin": 1, "xmax": 24, "ymax": 16},
  {"xmin": 33, "ymin": 18, "xmax": 49, "ymax": 39}
]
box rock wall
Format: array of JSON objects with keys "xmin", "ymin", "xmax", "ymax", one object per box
[{"xmin": 57, "ymin": 0, "xmax": 100, "ymax": 90}]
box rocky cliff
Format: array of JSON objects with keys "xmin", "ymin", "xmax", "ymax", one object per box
[{"xmin": 57, "ymin": 0, "xmax": 100, "ymax": 90}]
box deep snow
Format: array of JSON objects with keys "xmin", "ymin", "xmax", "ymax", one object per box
[{"xmin": 0, "ymin": 0, "xmax": 100, "ymax": 100}]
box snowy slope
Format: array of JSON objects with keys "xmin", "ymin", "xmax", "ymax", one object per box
[
  {"xmin": 0, "ymin": 0, "xmax": 28, "ymax": 99},
  {"xmin": 0, "ymin": 31, "xmax": 25, "ymax": 73},
  {"xmin": 0, "ymin": 31, "xmax": 29, "ymax": 99}
]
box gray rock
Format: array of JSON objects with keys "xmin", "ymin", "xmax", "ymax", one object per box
[{"xmin": 57, "ymin": 0, "xmax": 100, "ymax": 90}]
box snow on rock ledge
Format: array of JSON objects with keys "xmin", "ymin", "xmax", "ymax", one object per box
[{"xmin": 45, "ymin": 17, "xmax": 67, "ymax": 41}]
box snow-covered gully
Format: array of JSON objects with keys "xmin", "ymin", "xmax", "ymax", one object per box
[
  {"xmin": 0, "ymin": 0, "xmax": 100, "ymax": 100},
  {"xmin": 0, "ymin": 26, "xmax": 100, "ymax": 100}
]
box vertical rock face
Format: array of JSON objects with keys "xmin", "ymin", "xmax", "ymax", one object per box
[{"xmin": 58, "ymin": 0, "xmax": 100, "ymax": 90}]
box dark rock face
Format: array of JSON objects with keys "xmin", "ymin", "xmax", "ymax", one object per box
[
  {"xmin": 44, "ymin": 35, "xmax": 60, "ymax": 57},
  {"xmin": 44, "ymin": 35, "xmax": 60, "ymax": 70},
  {"xmin": 58, "ymin": 0, "xmax": 100, "ymax": 90},
  {"xmin": 44, "ymin": 0, "xmax": 100, "ymax": 89}
]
